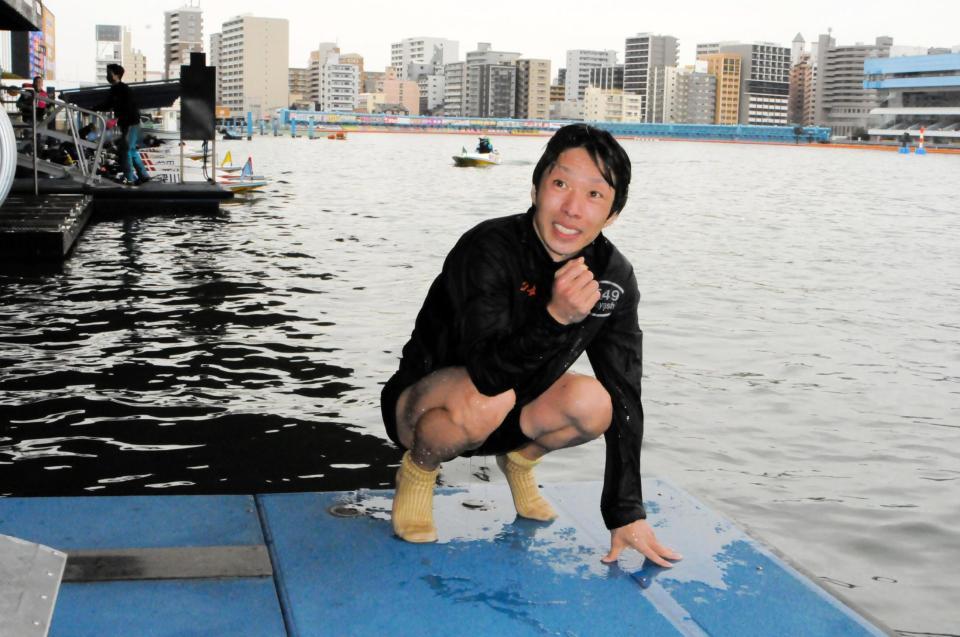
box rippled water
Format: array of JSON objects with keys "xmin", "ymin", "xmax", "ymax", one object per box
[{"xmin": 1, "ymin": 133, "xmax": 958, "ymax": 634}]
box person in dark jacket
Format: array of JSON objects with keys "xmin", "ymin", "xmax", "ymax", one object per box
[
  {"xmin": 382, "ymin": 124, "xmax": 681, "ymax": 568},
  {"xmin": 97, "ymin": 63, "xmax": 150, "ymax": 185}
]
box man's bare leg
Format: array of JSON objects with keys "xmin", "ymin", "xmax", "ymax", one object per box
[
  {"xmin": 391, "ymin": 368, "xmax": 515, "ymax": 542},
  {"xmin": 497, "ymin": 372, "xmax": 612, "ymax": 521}
]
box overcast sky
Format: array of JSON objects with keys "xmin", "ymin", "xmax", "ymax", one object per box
[{"xmin": 47, "ymin": 0, "xmax": 960, "ymax": 86}]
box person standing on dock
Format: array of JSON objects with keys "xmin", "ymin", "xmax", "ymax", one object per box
[
  {"xmin": 96, "ymin": 63, "xmax": 150, "ymax": 186},
  {"xmin": 382, "ymin": 124, "xmax": 681, "ymax": 568}
]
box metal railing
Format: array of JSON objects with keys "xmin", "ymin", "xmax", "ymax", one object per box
[{"xmin": 1, "ymin": 85, "xmax": 109, "ymax": 196}]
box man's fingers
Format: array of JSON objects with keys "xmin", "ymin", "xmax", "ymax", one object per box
[
  {"xmin": 650, "ymin": 539, "xmax": 683, "ymax": 562},
  {"xmin": 554, "ymin": 257, "xmax": 584, "ymax": 279},
  {"xmin": 639, "ymin": 546, "xmax": 675, "ymax": 568},
  {"xmin": 601, "ymin": 545, "xmax": 622, "ymax": 564}
]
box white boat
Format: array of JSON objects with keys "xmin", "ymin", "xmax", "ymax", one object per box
[{"xmin": 452, "ymin": 149, "xmax": 501, "ymax": 167}]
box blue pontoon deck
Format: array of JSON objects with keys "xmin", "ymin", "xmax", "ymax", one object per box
[{"xmin": 0, "ymin": 479, "xmax": 890, "ymax": 636}]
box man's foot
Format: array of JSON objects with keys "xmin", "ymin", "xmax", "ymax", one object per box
[
  {"xmin": 392, "ymin": 451, "xmax": 439, "ymax": 543},
  {"xmin": 135, "ymin": 175, "xmax": 152, "ymax": 186},
  {"xmin": 496, "ymin": 451, "xmax": 558, "ymax": 521}
]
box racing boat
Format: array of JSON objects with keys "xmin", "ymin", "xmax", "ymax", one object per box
[
  {"xmin": 453, "ymin": 137, "xmax": 501, "ymax": 167},
  {"xmin": 219, "ymin": 156, "xmax": 268, "ymax": 193},
  {"xmin": 452, "ymin": 148, "xmax": 501, "ymax": 167}
]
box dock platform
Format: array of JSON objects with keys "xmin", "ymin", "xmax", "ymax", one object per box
[
  {"xmin": 0, "ymin": 479, "xmax": 890, "ymax": 636},
  {"xmin": 0, "ymin": 179, "xmax": 232, "ymax": 260}
]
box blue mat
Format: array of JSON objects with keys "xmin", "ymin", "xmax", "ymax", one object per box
[
  {"xmin": 258, "ymin": 479, "xmax": 887, "ymax": 637},
  {"xmin": 0, "ymin": 480, "xmax": 888, "ymax": 636}
]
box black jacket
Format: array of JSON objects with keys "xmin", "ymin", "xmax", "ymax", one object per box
[
  {"xmin": 389, "ymin": 209, "xmax": 647, "ymax": 529},
  {"xmin": 96, "ymin": 81, "xmax": 140, "ymax": 130}
]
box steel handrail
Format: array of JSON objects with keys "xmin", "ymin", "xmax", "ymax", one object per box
[{"xmin": 1, "ymin": 85, "xmax": 109, "ymax": 191}]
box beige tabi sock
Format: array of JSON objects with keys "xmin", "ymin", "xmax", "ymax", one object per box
[
  {"xmin": 392, "ymin": 451, "xmax": 439, "ymax": 543},
  {"xmin": 496, "ymin": 451, "xmax": 558, "ymax": 521}
]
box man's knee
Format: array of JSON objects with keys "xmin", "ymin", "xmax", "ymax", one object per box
[
  {"xmin": 398, "ymin": 368, "xmax": 516, "ymax": 447},
  {"xmin": 454, "ymin": 383, "xmax": 516, "ymax": 447},
  {"xmin": 563, "ymin": 376, "xmax": 612, "ymax": 439}
]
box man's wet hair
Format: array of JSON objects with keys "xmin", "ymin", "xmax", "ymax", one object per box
[
  {"xmin": 532, "ymin": 123, "xmax": 631, "ymax": 217},
  {"xmin": 106, "ymin": 63, "xmax": 125, "ymax": 79}
]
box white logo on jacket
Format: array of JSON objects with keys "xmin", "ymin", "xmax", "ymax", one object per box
[{"xmin": 590, "ymin": 280, "xmax": 623, "ymax": 317}]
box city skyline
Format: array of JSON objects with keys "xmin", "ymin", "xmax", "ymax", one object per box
[{"xmin": 45, "ymin": 0, "xmax": 960, "ymax": 86}]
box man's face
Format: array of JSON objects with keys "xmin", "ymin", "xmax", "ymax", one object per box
[
  {"xmin": 107, "ymin": 71, "xmax": 118, "ymax": 84},
  {"xmin": 531, "ymin": 147, "xmax": 618, "ymax": 262}
]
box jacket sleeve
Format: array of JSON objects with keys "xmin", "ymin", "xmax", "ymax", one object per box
[
  {"xmin": 449, "ymin": 235, "xmax": 575, "ymax": 396},
  {"xmin": 586, "ymin": 269, "xmax": 647, "ymax": 529}
]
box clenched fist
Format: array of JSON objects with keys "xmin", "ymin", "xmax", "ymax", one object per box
[{"xmin": 546, "ymin": 257, "xmax": 600, "ymax": 325}]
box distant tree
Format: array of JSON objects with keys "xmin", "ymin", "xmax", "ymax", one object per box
[
  {"xmin": 851, "ymin": 127, "xmax": 870, "ymax": 142},
  {"xmin": 793, "ymin": 125, "xmax": 804, "ymax": 144}
]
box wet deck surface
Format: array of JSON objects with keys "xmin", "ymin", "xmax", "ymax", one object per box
[{"xmin": 0, "ymin": 480, "xmax": 889, "ymax": 636}]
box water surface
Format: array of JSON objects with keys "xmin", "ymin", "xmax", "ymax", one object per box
[{"xmin": 1, "ymin": 133, "xmax": 958, "ymax": 635}]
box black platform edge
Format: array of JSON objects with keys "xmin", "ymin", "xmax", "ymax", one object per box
[
  {"xmin": 0, "ymin": 195, "xmax": 94, "ymax": 260},
  {"xmin": 10, "ymin": 178, "xmax": 234, "ymax": 201}
]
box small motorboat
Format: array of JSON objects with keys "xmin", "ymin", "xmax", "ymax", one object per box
[
  {"xmin": 453, "ymin": 137, "xmax": 500, "ymax": 167},
  {"xmin": 219, "ymin": 156, "xmax": 268, "ymax": 193}
]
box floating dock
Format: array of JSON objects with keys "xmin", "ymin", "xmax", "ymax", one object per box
[
  {"xmin": 0, "ymin": 180, "xmax": 232, "ymax": 260},
  {"xmin": 0, "ymin": 479, "xmax": 890, "ymax": 636}
]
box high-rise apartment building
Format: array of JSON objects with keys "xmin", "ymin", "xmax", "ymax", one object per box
[
  {"xmin": 814, "ymin": 34, "xmax": 892, "ymax": 137},
  {"xmin": 789, "ymin": 52, "xmax": 816, "ymax": 125},
  {"xmin": 164, "ymin": 4, "xmax": 203, "ymax": 80},
  {"xmin": 390, "ymin": 37, "xmax": 458, "ymax": 78},
  {"xmin": 700, "ymin": 53, "xmax": 741, "ymax": 124},
  {"xmin": 443, "ymin": 62, "xmax": 465, "ymax": 116},
  {"xmin": 623, "ymin": 34, "xmax": 679, "ymax": 122},
  {"xmin": 565, "ymin": 49, "xmax": 617, "ymax": 103},
  {"xmin": 670, "ymin": 66, "xmax": 717, "ymax": 124},
  {"xmin": 418, "ymin": 74, "xmax": 445, "ymax": 114},
  {"xmin": 699, "ymin": 41, "xmax": 790, "ymax": 125},
  {"xmin": 213, "ymin": 15, "xmax": 289, "ymax": 117},
  {"xmin": 95, "ymin": 25, "xmax": 126, "ymax": 84},
  {"xmin": 320, "ymin": 54, "xmax": 360, "ymax": 112},
  {"xmin": 308, "ymin": 44, "xmax": 340, "ymax": 105},
  {"xmin": 464, "ymin": 43, "xmax": 520, "ymax": 117},
  {"xmin": 515, "ymin": 58, "xmax": 551, "ymax": 120},
  {"xmin": 471, "ymin": 64, "xmax": 516, "ymax": 118}
]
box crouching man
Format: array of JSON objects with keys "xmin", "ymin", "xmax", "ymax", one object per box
[{"xmin": 381, "ymin": 124, "xmax": 680, "ymax": 567}]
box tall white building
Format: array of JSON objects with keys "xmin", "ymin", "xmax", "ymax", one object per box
[
  {"xmin": 164, "ymin": 4, "xmax": 203, "ymax": 80},
  {"xmin": 95, "ymin": 25, "xmax": 123, "ymax": 84},
  {"xmin": 418, "ymin": 74, "xmax": 445, "ymax": 114},
  {"xmin": 308, "ymin": 43, "xmax": 340, "ymax": 105},
  {"xmin": 565, "ymin": 49, "xmax": 617, "ymax": 103},
  {"xmin": 95, "ymin": 25, "xmax": 146, "ymax": 84},
  {"xmin": 390, "ymin": 37, "xmax": 458, "ymax": 78},
  {"xmin": 320, "ymin": 54, "xmax": 360, "ymax": 112},
  {"xmin": 213, "ymin": 15, "xmax": 289, "ymax": 118},
  {"xmin": 624, "ymin": 33, "xmax": 679, "ymax": 122},
  {"xmin": 443, "ymin": 62, "xmax": 465, "ymax": 116},
  {"xmin": 814, "ymin": 34, "xmax": 892, "ymax": 137}
]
